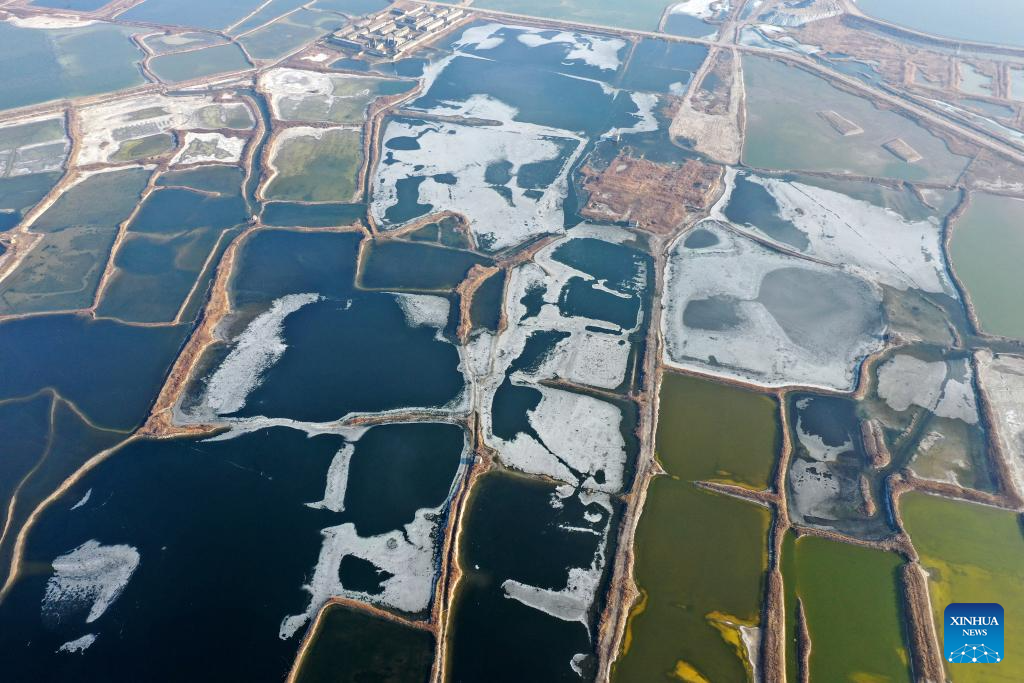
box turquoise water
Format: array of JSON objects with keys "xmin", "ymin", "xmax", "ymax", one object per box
[
  {"xmin": 262, "ymin": 202, "xmax": 365, "ymax": 227},
  {"xmin": 857, "ymin": 0, "xmax": 1024, "ymax": 47},
  {"xmin": 120, "ymin": 0, "xmax": 265, "ymax": 30},
  {"xmin": 0, "ymin": 22, "xmax": 144, "ymax": 111},
  {"xmin": 149, "ymin": 44, "xmax": 251, "ymax": 83}
]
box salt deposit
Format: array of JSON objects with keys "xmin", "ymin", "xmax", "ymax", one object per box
[
  {"xmin": 663, "ymin": 221, "xmax": 885, "ymax": 391},
  {"xmin": 371, "ymin": 95, "xmax": 584, "ymax": 252},
  {"xmin": 876, "ymin": 354, "xmax": 978, "ymax": 423},
  {"xmin": 171, "ymin": 132, "xmax": 246, "ymax": 166},
  {"xmin": 200, "ymin": 293, "xmax": 322, "ymax": 416},
  {"xmin": 452, "ymin": 23, "xmax": 626, "ymax": 72},
  {"xmin": 57, "ymin": 634, "xmax": 97, "ymax": 654},
  {"xmin": 728, "ymin": 172, "xmax": 954, "ymax": 295},
  {"xmin": 43, "ymin": 540, "xmax": 140, "ymax": 625}
]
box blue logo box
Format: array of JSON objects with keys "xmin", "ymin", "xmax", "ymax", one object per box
[{"xmin": 944, "ymin": 603, "xmax": 1004, "ymax": 664}]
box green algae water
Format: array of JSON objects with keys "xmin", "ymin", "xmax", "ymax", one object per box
[
  {"xmin": 614, "ymin": 481, "xmax": 769, "ymax": 683},
  {"xmin": 902, "ymin": 492, "xmax": 1024, "ymax": 683},
  {"xmin": 950, "ymin": 193, "xmax": 1024, "ymax": 339},
  {"xmin": 613, "ymin": 374, "xmax": 778, "ymax": 682},
  {"xmin": 656, "ymin": 372, "xmax": 779, "ymax": 488},
  {"xmin": 782, "ymin": 533, "xmax": 911, "ymax": 682}
]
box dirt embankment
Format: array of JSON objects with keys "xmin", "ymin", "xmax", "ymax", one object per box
[
  {"xmin": 431, "ymin": 413, "xmax": 496, "ymax": 683},
  {"xmin": 862, "ymin": 419, "xmax": 892, "ymax": 469},
  {"xmin": 455, "ymin": 264, "xmax": 500, "ymax": 343},
  {"xmin": 669, "ymin": 47, "xmax": 746, "ymax": 164},
  {"xmin": 286, "ymin": 595, "xmax": 434, "ymax": 683},
  {"xmin": 900, "ymin": 562, "xmax": 946, "ymax": 683},
  {"xmin": 594, "ymin": 231, "xmax": 670, "ymax": 682},
  {"xmin": 795, "ymin": 597, "xmax": 812, "ymax": 683},
  {"xmin": 760, "ymin": 566, "xmax": 787, "ymax": 683}
]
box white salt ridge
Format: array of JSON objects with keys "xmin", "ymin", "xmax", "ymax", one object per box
[
  {"xmin": 418, "ymin": 54, "xmax": 455, "ymax": 96},
  {"xmin": 742, "ymin": 173, "xmax": 954, "ymax": 294},
  {"xmin": 70, "ymin": 489, "xmax": 92, "ymax": 511},
  {"xmin": 528, "ymin": 331, "xmax": 631, "ymax": 390},
  {"xmin": 662, "ymin": 221, "xmax": 885, "ymax": 391},
  {"xmin": 43, "ymin": 540, "xmax": 140, "ymax": 624},
  {"xmin": 202, "ymin": 293, "xmax": 322, "ymax": 416},
  {"xmin": 57, "ymin": 633, "xmax": 97, "ymax": 654},
  {"xmin": 453, "ymin": 23, "xmax": 508, "ymax": 51},
  {"xmin": 372, "ymin": 95, "xmax": 584, "ymax": 252},
  {"xmin": 453, "ymin": 22, "xmax": 626, "ymax": 72},
  {"xmin": 877, "ymin": 354, "xmax": 978, "ymax": 423},
  {"xmin": 517, "ymin": 31, "xmax": 626, "ymax": 72},
  {"xmin": 393, "ymin": 293, "xmax": 450, "ymax": 330},
  {"xmin": 502, "ymin": 565, "xmax": 597, "ymax": 626},
  {"xmin": 741, "ymin": 625, "xmax": 761, "ymax": 682},
  {"xmin": 604, "ymin": 92, "xmax": 660, "ymax": 139},
  {"xmin": 306, "ymin": 444, "xmax": 354, "ymax": 512},
  {"xmin": 7, "ymin": 16, "xmax": 96, "ymax": 29}
]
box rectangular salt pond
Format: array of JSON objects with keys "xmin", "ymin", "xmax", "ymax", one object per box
[
  {"xmin": 0, "ymin": 21, "xmax": 145, "ymax": 111},
  {"xmin": 613, "ymin": 372, "xmax": 775, "ymax": 682},
  {"xmin": 782, "ymin": 533, "xmax": 911, "ymax": 682},
  {"xmin": 950, "ymin": 193, "xmax": 1024, "ymax": 339},
  {"xmin": 614, "ymin": 481, "xmax": 768, "ymax": 683},
  {"xmin": 447, "ymin": 472, "xmax": 616, "ymax": 682},
  {"xmin": 264, "ymin": 127, "xmax": 362, "ymax": 203},
  {"xmin": 470, "ymin": 0, "xmax": 674, "ymax": 31},
  {"xmin": 149, "ymin": 43, "xmax": 251, "ymax": 83},
  {"xmin": 742, "ymin": 56, "xmax": 971, "ymax": 183},
  {"xmin": 902, "ymin": 492, "xmax": 1024, "ymax": 683},
  {"xmin": 0, "ymin": 168, "xmax": 151, "ymax": 315},
  {"xmin": 657, "ymin": 372, "xmax": 779, "ymax": 488},
  {"xmin": 293, "ymin": 603, "xmax": 434, "ymax": 683}
]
